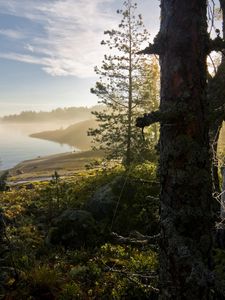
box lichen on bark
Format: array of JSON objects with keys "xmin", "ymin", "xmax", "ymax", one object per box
[{"xmin": 145, "ymin": 0, "xmax": 215, "ymax": 299}]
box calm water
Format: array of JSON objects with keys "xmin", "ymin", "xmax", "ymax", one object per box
[{"xmin": 0, "ymin": 122, "xmax": 74, "ymax": 170}]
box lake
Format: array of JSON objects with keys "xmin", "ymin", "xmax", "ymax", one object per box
[{"xmin": 0, "ymin": 122, "xmax": 74, "ymax": 170}]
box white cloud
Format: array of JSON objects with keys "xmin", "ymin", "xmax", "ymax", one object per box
[
  {"xmin": 25, "ymin": 44, "xmax": 34, "ymax": 52},
  {"xmin": 0, "ymin": 0, "xmax": 118, "ymax": 78},
  {"xmin": 0, "ymin": 29, "xmax": 24, "ymax": 39},
  {"xmin": 0, "ymin": 52, "xmax": 43, "ymax": 65}
]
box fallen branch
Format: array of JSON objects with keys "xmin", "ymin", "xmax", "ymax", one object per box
[
  {"xmin": 110, "ymin": 231, "xmax": 160, "ymax": 248},
  {"xmin": 128, "ymin": 178, "xmax": 160, "ymax": 185}
]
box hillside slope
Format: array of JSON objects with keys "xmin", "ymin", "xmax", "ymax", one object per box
[{"xmin": 30, "ymin": 119, "xmax": 98, "ymax": 150}]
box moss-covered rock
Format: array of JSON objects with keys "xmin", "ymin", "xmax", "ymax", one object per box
[
  {"xmin": 86, "ymin": 178, "xmax": 119, "ymax": 220},
  {"xmin": 46, "ymin": 209, "xmax": 98, "ymax": 248}
]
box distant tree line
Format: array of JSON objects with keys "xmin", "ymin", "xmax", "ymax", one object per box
[{"xmin": 1, "ymin": 106, "xmax": 102, "ymax": 123}]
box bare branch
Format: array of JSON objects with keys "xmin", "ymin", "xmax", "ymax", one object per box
[
  {"xmin": 136, "ymin": 111, "xmax": 161, "ymax": 128},
  {"xmin": 137, "ymin": 43, "xmax": 161, "ymax": 55},
  {"xmin": 110, "ymin": 231, "xmax": 160, "ymax": 248},
  {"xmin": 137, "ymin": 32, "xmax": 163, "ymax": 55},
  {"xmin": 104, "ymin": 266, "xmax": 159, "ymax": 293}
]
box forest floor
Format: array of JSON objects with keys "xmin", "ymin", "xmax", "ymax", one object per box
[
  {"xmin": 1, "ymin": 158, "xmax": 225, "ymax": 299},
  {"xmin": 0, "ymin": 163, "xmax": 160, "ymax": 299}
]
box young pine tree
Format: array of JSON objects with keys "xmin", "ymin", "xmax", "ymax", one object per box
[{"xmin": 89, "ymin": 0, "xmax": 159, "ymax": 166}]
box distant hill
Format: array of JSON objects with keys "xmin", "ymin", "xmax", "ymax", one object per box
[
  {"xmin": 1, "ymin": 106, "xmax": 102, "ymax": 123},
  {"xmin": 30, "ymin": 119, "xmax": 98, "ymax": 150}
]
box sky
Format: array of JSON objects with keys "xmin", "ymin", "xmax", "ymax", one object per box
[
  {"xmin": 0, "ymin": 0, "xmax": 221, "ymax": 116},
  {"xmin": 0, "ymin": 0, "xmax": 161, "ymax": 116}
]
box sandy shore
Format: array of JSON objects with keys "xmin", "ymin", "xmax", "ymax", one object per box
[{"xmin": 6, "ymin": 150, "xmax": 104, "ymax": 182}]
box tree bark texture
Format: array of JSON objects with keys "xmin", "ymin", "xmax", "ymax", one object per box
[
  {"xmin": 159, "ymin": 1, "xmax": 214, "ymax": 299},
  {"xmin": 220, "ymin": 0, "xmax": 225, "ymax": 56},
  {"xmin": 221, "ymin": 167, "xmax": 225, "ymax": 219},
  {"xmin": 208, "ymin": 0, "xmax": 225, "ymax": 195}
]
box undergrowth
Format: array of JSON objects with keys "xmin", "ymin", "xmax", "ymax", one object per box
[{"xmin": 0, "ymin": 163, "xmax": 159, "ymax": 299}]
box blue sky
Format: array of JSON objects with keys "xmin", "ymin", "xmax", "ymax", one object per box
[
  {"xmin": 0, "ymin": 0, "xmax": 160, "ymax": 116},
  {"xmin": 0, "ymin": 0, "xmax": 220, "ymax": 116}
]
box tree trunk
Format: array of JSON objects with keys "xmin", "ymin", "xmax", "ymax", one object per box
[
  {"xmin": 126, "ymin": 4, "xmax": 133, "ymax": 167},
  {"xmin": 221, "ymin": 167, "xmax": 225, "ymax": 219},
  {"xmin": 159, "ymin": 1, "xmax": 214, "ymax": 298},
  {"xmin": 208, "ymin": 0, "xmax": 225, "ymax": 195},
  {"xmin": 220, "ymin": 0, "xmax": 225, "ymax": 62}
]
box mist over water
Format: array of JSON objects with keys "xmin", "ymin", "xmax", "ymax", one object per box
[{"xmin": 0, "ymin": 122, "xmax": 74, "ymax": 170}]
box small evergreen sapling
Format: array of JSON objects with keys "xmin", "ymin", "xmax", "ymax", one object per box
[{"xmin": 89, "ymin": 0, "xmax": 159, "ymax": 166}]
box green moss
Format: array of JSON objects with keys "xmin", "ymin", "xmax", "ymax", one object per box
[{"xmin": 0, "ymin": 164, "xmax": 160, "ymax": 299}]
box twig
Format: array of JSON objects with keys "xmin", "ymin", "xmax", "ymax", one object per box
[{"xmin": 105, "ymin": 266, "xmax": 159, "ymax": 293}]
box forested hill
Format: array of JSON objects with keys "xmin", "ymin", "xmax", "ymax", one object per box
[
  {"xmin": 30, "ymin": 119, "xmax": 98, "ymax": 150},
  {"xmin": 0, "ymin": 106, "xmax": 102, "ymax": 123}
]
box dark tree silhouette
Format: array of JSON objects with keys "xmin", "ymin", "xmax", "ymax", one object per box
[
  {"xmin": 208, "ymin": 0, "xmax": 225, "ymax": 195},
  {"xmin": 137, "ymin": 0, "xmax": 225, "ymax": 298}
]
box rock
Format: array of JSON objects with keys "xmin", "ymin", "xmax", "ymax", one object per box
[
  {"xmin": 25, "ymin": 183, "xmax": 34, "ymax": 190},
  {"xmin": 16, "ymin": 169, "xmax": 23, "ymax": 175},
  {"xmin": 86, "ymin": 178, "xmax": 120, "ymax": 220},
  {"xmin": 46, "ymin": 209, "xmax": 97, "ymax": 248},
  {"xmin": 0, "ymin": 267, "xmax": 17, "ymax": 287},
  {"xmin": 15, "ymin": 185, "xmax": 23, "ymax": 191}
]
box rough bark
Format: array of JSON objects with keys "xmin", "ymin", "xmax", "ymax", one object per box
[
  {"xmin": 158, "ymin": 1, "xmax": 214, "ymax": 299},
  {"xmin": 208, "ymin": 0, "xmax": 225, "ymax": 195},
  {"xmin": 221, "ymin": 167, "xmax": 225, "ymax": 219}
]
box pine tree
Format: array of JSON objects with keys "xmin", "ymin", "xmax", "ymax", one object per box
[
  {"xmin": 158, "ymin": 2, "xmax": 214, "ymax": 294},
  {"xmin": 140, "ymin": 59, "xmax": 160, "ymax": 146},
  {"xmin": 136, "ymin": 0, "xmax": 222, "ymax": 297},
  {"xmin": 208, "ymin": 0, "xmax": 225, "ymax": 195},
  {"xmin": 89, "ymin": 0, "xmax": 159, "ymax": 166}
]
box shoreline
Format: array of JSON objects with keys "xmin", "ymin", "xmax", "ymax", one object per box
[
  {"xmin": 5, "ymin": 149, "xmax": 104, "ymax": 183},
  {"xmin": 1, "ymin": 150, "xmax": 77, "ymax": 172}
]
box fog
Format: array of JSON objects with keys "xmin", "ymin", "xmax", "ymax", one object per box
[
  {"xmin": 0, "ymin": 121, "xmax": 77, "ymax": 170},
  {"xmin": 0, "ymin": 119, "xmax": 87, "ymax": 135}
]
